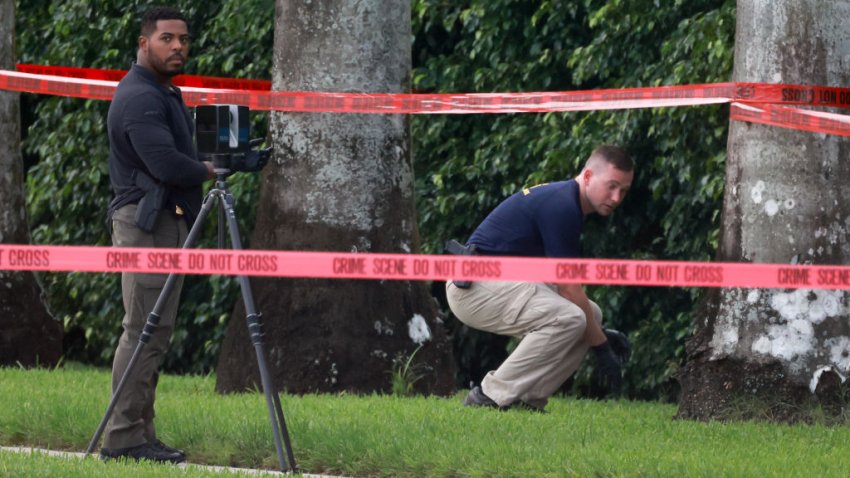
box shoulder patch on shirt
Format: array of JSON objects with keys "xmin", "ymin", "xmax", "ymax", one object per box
[{"xmin": 522, "ymin": 183, "xmax": 549, "ymax": 195}]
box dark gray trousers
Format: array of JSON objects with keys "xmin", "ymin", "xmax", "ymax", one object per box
[{"xmin": 103, "ymin": 204, "xmax": 187, "ymax": 449}]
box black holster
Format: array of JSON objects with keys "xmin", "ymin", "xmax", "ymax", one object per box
[
  {"xmin": 132, "ymin": 170, "xmax": 166, "ymax": 233},
  {"xmin": 444, "ymin": 239, "xmax": 477, "ymax": 289}
]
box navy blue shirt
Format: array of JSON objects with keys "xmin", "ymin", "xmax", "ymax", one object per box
[
  {"xmin": 107, "ymin": 64, "xmax": 208, "ymax": 225},
  {"xmin": 468, "ymin": 180, "xmax": 583, "ymax": 258}
]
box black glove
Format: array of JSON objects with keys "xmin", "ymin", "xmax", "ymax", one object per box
[
  {"xmin": 230, "ymin": 147, "xmax": 272, "ymax": 172},
  {"xmin": 603, "ymin": 328, "xmax": 631, "ymax": 368},
  {"xmin": 592, "ymin": 342, "xmax": 623, "ymax": 396}
]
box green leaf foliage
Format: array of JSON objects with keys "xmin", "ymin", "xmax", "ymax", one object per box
[{"xmin": 412, "ymin": 0, "xmax": 735, "ymax": 400}]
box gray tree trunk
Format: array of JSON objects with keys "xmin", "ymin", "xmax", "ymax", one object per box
[
  {"xmin": 678, "ymin": 0, "xmax": 850, "ymax": 422},
  {"xmin": 0, "ymin": 0, "xmax": 62, "ymax": 366},
  {"xmin": 216, "ymin": 0, "xmax": 455, "ymax": 394}
]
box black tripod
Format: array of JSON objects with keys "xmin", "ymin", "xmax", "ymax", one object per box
[{"xmin": 87, "ymin": 165, "xmax": 297, "ymax": 473}]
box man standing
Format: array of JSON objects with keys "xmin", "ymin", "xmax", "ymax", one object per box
[
  {"xmin": 446, "ymin": 145, "xmax": 633, "ymax": 411},
  {"xmin": 100, "ymin": 7, "xmax": 213, "ymax": 463}
]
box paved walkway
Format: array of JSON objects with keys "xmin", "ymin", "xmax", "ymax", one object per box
[{"xmin": 1, "ymin": 446, "xmax": 343, "ymax": 477}]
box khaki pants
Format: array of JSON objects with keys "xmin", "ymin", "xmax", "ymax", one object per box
[
  {"xmin": 446, "ymin": 280, "xmax": 602, "ymax": 409},
  {"xmin": 104, "ymin": 204, "xmax": 187, "ymax": 449}
]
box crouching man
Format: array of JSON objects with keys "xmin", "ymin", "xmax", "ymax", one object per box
[{"xmin": 446, "ymin": 145, "xmax": 633, "ymax": 411}]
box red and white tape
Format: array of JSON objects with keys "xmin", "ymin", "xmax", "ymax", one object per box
[
  {"xmin": 2, "ymin": 66, "xmax": 850, "ymax": 288},
  {"xmin": 1, "ymin": 244, "xmax": 848, "ymax": 290},
  {"xmin": 0, "ymin": 67, "xmax": 734, "ymax": 112},
  {"xmin": 14, "ymin": 64, "xmax": 272, "ymax": 91},
  {"xmin": 3, "ymin": 65, "xmax": 849, "ymax": 136},
  {"xmin": 12, "ymin": 64, "xmax": 850, "ymax": 108},
  {"xmin": 731, "ymin": 102, "xmax": 850, "ymax": 137}
]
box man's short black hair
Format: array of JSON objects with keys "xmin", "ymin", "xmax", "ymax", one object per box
[
  {"xmin": 587, "ymin": 144, "xmax": 634, "ymax": 172},
  {"xmin": 140, "ymin": 6, "xmax": 188, "ymax": 37}
]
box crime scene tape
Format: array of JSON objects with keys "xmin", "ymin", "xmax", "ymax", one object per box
[
  {"xmin": 0, "ymin": 68, "xmax": 733, "ymax": 112},
  {"xmin": 15, "ymin": 63, "xmax": 272, "ymax": 91},
  {"xmin": 2, "ymin": 244, "xmax": 849, "ymax": 290},
  {"xmin": 731, "ymin": 102, "xmax": 850, "ymax": 137},
  {"xmin": 2, "ymin": 67, "xmax": 849, "ymax": 290},
  {"xmin": 13, "ymin": 64, "xmax": 850, "ymax": 109},
  {"xmin": 3, "ymin": 67, "xmax": 850, "ymax": 116}
]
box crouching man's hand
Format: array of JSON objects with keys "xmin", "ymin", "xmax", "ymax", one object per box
[
  {"xmin": 592, "ymin": 342, "xmax": 624, "ymax": 396},
  {"xmin": 603, "ymin": 328, "xmax": 631, "ymax": 367}
]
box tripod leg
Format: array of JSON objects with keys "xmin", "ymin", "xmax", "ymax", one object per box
[
  {"xmin": 270, "ymin": 382, "xmax": 297, "ymax": 468},
  {"xmin": 221, "ymin": 193, "xmax": 297, "ymax": 473},
  {"xmin": 86, "ymin": 193, "xmax": 221, "ymax": 455}
]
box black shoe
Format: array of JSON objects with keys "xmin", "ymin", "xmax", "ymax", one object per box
[
  {"xmin": 100, "ymin": 443, "xmax": 185, "ymax": 464},
  {"xmin": 151, "ymin": 440, "xmax": 186, "ymax": 461},
  {"xmin": 463, "ymin": 385, "xmax": 501, "ymax": 409}
]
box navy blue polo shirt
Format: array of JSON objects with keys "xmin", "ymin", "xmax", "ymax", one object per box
[
  {"xmin": 468, "ymin": 180, "xmax": 583, "ymax": 258},
  {"xmin": 107, "ymin": 63, "xmax": 208, "ymax": 225}
]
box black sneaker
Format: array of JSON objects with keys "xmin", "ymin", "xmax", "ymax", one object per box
[
  {"xmin": 151, "ymin": 440, "xmax": 186, "ymax": 461},
  {"xmin": 100, "ymin": 443, "xmax": 185, "ymax": 464},
  {"xmin": 463, "ymin": 385, "xmax": 501, "ymax": 409}
]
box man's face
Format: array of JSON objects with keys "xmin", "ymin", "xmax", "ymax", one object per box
[
  {"xmin": 140, "ymin": 19, "xmax": 190, "ymax": 78},
  {"xmin": 582, "ymin": 163, "xmax": 634, "ymax": 216}
]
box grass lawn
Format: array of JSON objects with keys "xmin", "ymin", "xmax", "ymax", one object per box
[{"xmin": 2, "ymin": 364, "xmax": 849, "ymax": 477}]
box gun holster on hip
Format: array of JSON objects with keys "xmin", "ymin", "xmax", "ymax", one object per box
[
  {"xmin": 444, "ymin": 239, "xmax": 477, "ymax": 289},
  {"xmin": 132, "ymin": 170, "xmax": 167, "ymax": 233}
]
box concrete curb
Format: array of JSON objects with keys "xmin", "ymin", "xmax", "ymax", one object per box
[{"xmin": 0, "ymin": 446, "xmax": 345, "ymax": 477}]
